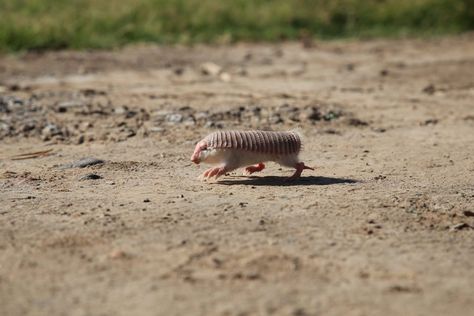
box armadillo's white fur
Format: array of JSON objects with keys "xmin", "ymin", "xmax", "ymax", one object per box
[{"xmin": 199, "ymin": 148, "xmax": 300, "ymax": 172}]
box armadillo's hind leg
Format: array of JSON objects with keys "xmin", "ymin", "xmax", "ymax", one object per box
[
  {"xmin": 286, "ymin": 162, "xmax": 314, "ymax": 181},
  {"xmin": 276, "ymin": 156, "xmax": 313, "ymax": 180},
  {"xmin": 244, "ymin": 163, "xmax": 265, "ymax": 176}
]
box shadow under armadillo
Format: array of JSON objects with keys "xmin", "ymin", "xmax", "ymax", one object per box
[{"xmin": 216, "ymin": 176, "xmax": 358, "ymax": 186}]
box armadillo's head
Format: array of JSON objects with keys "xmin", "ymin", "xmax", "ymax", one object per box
[{"xmin": 191, "ymin": 140, "xmax": 208, "ymax": 164}]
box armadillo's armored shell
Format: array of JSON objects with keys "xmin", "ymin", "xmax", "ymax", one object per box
[{"xmin": 204, "ymin": 130, "xmax": 301, "ymax": 155}]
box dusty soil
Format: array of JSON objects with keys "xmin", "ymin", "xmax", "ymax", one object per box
[{"xmin": 1, "ymin": 34, "xmax": 474, "ymax": 316}]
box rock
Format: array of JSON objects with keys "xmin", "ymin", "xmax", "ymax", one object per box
[
  {"xmin": 323, "ymin": 111, "xmax": 342, "ymax": 121},
  {"xmin": 56, "ymin": 100, "xmax": 84, "ymax": 112},
  {"xmin": 324, "ymin": 129, "xmax": 341, "ymax": 135},
  {"xmin": 80, "ymin": 88, "xmax": 106, "ymax": 96},
  {"xmin": 236, "ymin": 67, "xmax": 248, "ymax": 76},
  {"xmin": 125, "ymin": 110, "xmax": 137, "ymax": 119},
  {"xmin": 278, "ymin": 103, "xmax": 298, "ymax": 114},
  {"xmin": 269, "ymin": 114, "xmax": 284, "ymax": 124},
  {"xmin": 79, "ymin": 121, "xmax": 93, "ymax": 131},
  {"xmin": 126, "ymin": 129, "xmax": 136, "ymax": 138},
  {"xmin": 152, "ymin": 109, "xmax": 172, "ymax": 120},
  {"xmin": 183, "ymin": 117, "xmax": 196, "ymax": 126},
  {"xmin": 0, "ymin": 98, "xmax": 9, "ymax": 113},
  {"xmin": 205, "ymin": 121, "xmax": 216, "ymax": 128},
  {"xmin": 79, "ymin": 173, "xmax": 103, "ymax": 181},
  {"xmin": 149, "ymin": 127, "xmax": 165, "ymax": 133},
  {"xmin": 114, "ymin": 106, "xmax": 127, "ymax": 115},
  {"xmin": 463, "ymin": 210, "xmax": 474, "ymax": 217},
  {"xmin": 76, "ymin": 135, "xmax": 85, "ymax": 145},
  {"xmin": 194, "ymin": 112, "xmax": 210, "ymax": 121},
  {"xmin": 108, "ymin": 249, "xmax": 130, "ymax": 260},
  {"xmin": 166, "ymin": 113, "xmax": 183, "ymax": 124},
  {"xmin": 0, "ymin": 96, "xmax": 25, "ymax": 113},
  {"xmin": 0, "ymin": 121, "xmax": 11, "ymax": 133},
  {"xmin": 41, "ymin": 124, "xmax": 62, "ymax": 140},
  {"xmin": 345, "ymin": 63, "xmax": 355, "ymax": 71},
  {"xmin": 21, "ymin": 122, "xmax": 36, "ymax": 133},
  {"xmin": 174, "ymin": 67, "xmax": 184, "ymax": 75},
  {"xmin": 450, "ymin": 223, "xmax": 471, "ymax": 231},
  {"xmin": 388, "ymin": 285, "xmax": 420, "ymax": 293},
  {"xmin": 219, "ymin": 72, "xmax": 231, "ymax": 82},
  {"xmin": 421, "ymin": 119, "xmax": 438, "ymax": 126},
  {"xmin": 422, "ymin": 84, "xmax": 436, "ymax": 95},
  {"xmin": 249, "ymin": 106, "xmax": 261, "ymax": 115},
  {"xmin": 288, "ymin": 112, "xmax": 301, "ymax": 122},
  {"xmin": 59, "ymin": 157, "xmax": 105, "ymax": 169},
  {"xmin": 293, "ymin": 307, "xmax": 308, "ymax": 316},
  {"xmin": 347, "ymin": 118, "xmax": 369, "ymax": 126},
  {"xmin": 302, "ymin": 107, "xmax": 322, "ymax": 121},
  {"xmin": 179, "ymin": 106, "xmax": 193, "ymax": 111},
  {"xmin": 200, "ymin": 62, "xmax": 222, "ymax": 76}
]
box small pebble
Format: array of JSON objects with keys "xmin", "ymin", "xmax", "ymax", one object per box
[
  {"xmin": 200, "ymin": 62, "xmax": 222, "ymax": 76},
  {"xmin": 422, "ymin": 84, "xmax": 436, "ymax": 95},
  {"xmin": 450, "ymin": 223, "xmax": 471, "ymax": 231},
  {"xmin": 108, "ymin": 249, "xmax": 129, "ymax": 259},
  {"xmin": 166, "ymin": 113, "xmax": 183, "ymax": 124},
  {"xmin": 219, "ymin": 72, "xmax": 231, "ymax": 82},
  {"xmin": 79, "ymin": 173, "xmax": 103, "ymax": 181},
  {"xmin": 463, "ymin": 210, "xmax": 474, "ymax": 217},
  {"xmin": 56, "ymin": 100, "xmax": 84, "ymax": 112}
]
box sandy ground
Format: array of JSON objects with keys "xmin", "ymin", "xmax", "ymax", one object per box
[{"xmin": 1, "ymin": 34, "xmax": 474, "ymax": 316}]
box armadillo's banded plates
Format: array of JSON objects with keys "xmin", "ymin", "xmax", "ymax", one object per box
[{"xmin": 205, "ymin": 130, "xmax": 301, "ymax": 155}]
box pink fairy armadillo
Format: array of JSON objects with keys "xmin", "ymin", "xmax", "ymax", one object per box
[{"xmin": 191, "ymin": 130, "xmax": 314, "ymax": 180}]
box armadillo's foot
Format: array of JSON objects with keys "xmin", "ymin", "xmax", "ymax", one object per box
[
  {"xmin": 285, "ymin": 162, "xmax": 314, "ymax": 181},
  {"xmin": 199, "ymin": 168, "xmax": 214, "ymax": 180},
  {"xmin": 200, "ymin": 166, "xmax": 228, "ymax": 180},
  {"xmin": 244, "ymin": 163, "xmax": 265, "ymax": 176}
]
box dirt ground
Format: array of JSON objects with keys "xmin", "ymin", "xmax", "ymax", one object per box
[{"xmin": 1, "ymin": 33, "xmax": 474, "ymax": 316}]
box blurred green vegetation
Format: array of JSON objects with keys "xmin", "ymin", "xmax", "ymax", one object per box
[{"xmin": 0, "ymin": 0, "xmax": 473, "ymax": 51}]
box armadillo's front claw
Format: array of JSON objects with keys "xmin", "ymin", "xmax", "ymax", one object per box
[
  {"xmin": 200, "ymin": 167, "xmax": 228, "ymax": 181},
  {"xmin": 285, "ymin": 162, "xmax": 314, "ymax": 181},
  {"xmin": 214, "ymin": 168, "xmax": 228, "ymax": 179},
  {"xmin": 198, "ymin": 168, "xmax": 214, "ymax": 181},
  {"xmin": 243, "ymin": 163, "xmax": 265, "ymax": 176},
  {"xmin": 208, "ymin": 167, "xmax": 221, "ymax": 178}
]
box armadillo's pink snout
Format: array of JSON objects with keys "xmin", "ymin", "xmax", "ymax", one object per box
[
  {"xmin": 191, "ymin": 150, "xmax": 200, "ymax": 164},
  {"xmin": 191, "ymin": 141, "xmax": 205, "ymax": 164}
]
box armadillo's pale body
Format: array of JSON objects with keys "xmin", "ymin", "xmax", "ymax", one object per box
[{"xmin": 191, "ymin": 130, "xmax": 313, "ymax": 180}]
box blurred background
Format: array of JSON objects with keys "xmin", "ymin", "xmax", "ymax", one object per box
[{"xmin": 1, "ymin": 0, "xmax": 473, "ymax": 52}]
